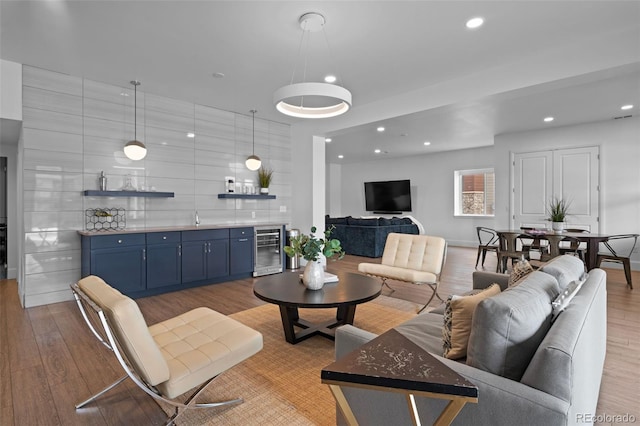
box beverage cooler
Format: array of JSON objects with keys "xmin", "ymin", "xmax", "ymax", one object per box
[{"xmin": 253, "ymin": 226, "xmax": 284, "ymax": 277}]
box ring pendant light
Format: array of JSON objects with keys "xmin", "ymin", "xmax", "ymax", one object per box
[{"xmin": 274, "ymin": 12, "xmax": 352, "ymax": 119}]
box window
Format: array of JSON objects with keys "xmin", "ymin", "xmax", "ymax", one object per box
[{"xmin": 454, "ymin": 168, "xmax": 495, "ymax": 216}]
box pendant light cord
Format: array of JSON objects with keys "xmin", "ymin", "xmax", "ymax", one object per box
[
  {"xmin": 131, "ymin": 80, "xmax": 140, "ymax": 140},
  {"xmin": 251, "ymin": 109, "xmax": 257, "ymax": 154}
]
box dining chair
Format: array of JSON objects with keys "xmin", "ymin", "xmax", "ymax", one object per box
[
  {"xmin": 497, "ymin": 233, "xmax": 530, "ymax": 273},
  {"xmin": 596, "ymin": 234, "xmax": 639, "ymax": 289},
  {"xmin": 475, "ymin": 227, "xmax": 499, "ymax": 269},
  {"xmin": 559, "ymin": 228, "xmax": 589, "ymax": 261},
  {"xmin": 518, "ymin": 227, "xmax": 549, "ymax": 258}
]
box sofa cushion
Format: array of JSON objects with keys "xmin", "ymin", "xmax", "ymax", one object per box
[
  {"xmin": 378, "ymin": 217, "xmax": 393, "ymax": 226},
  {"xmin": 540, "ymin": 254, "xmax": 586, "ymax": 290},
  {"xmin": 326, "ymin": 216, "xmax": 348, "ymax": 225},
  {"xmin": 391, "ymin": 217, "xmax": 413, "ymax": 225},
  {"xmin": 466, "ymin": 270, "xmax": 560, "ymax": 381},
  {"xmin": 394, "ymin": 312, "xmax": 446, "ymax": 355},
  {"xmin": 442, "ymin": 284, "xmax": 501, "ymax": 359},
  {"xmin": 347, "ymin": 217, "xmax": 379, "ymax": 226}
]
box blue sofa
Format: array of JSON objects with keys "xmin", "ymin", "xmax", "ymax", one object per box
[{"xmin": 326, "ymin": 216, "xmax": 419, "ymax": 258}]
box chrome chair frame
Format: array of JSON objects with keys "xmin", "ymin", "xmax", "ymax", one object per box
[{"xmin": 71, "ymin": 283, "xmax": 242, "ymax": 425}]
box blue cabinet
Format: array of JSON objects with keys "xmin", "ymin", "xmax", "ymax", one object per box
[
  {"xmin": 230, "ymin": 227, "xmax": 254, "ymax": 275},
  {"xmin": 81, "ymin": 226, "xmax": 261, "ymax": 298},
  {"xmin": 83, "ymin": 234, "xmax": 146, "ymax": 294},
  {"xmin": 181, "ymin": 229, "xmax": 230, "ymax": 283},
  {"xmin": 146, "ymin": 232, "xmax": 182, "ymax": 289}
]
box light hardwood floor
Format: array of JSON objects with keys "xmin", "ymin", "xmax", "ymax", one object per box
[{"xmin": 1, "ymin": 246, "xmax": 638, "ymax": 425}]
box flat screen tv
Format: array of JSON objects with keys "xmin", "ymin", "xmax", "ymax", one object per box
[{"xmin": 364, "ymin": 179, "xmax": 412, "ymax": 213}]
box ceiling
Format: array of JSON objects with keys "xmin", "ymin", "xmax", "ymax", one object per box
[{"xmin": 1, "ymin": 1, "xmax": 639, "ymax": 163}]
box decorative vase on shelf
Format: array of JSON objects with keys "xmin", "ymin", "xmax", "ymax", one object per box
[
  {"xmin": 260, "ymin": 187, "xmax": 269, "ymax": 195},
  {"xmin": 552, "ymin": 221, "xmax": 565, "ymax": 233},
  {"xmin": 302, "ymin": 260, "xmax": 325, "ymax": 290}
]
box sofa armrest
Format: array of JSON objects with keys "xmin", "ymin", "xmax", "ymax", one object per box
[
  {"xmin": 335, "ymin": 325, "xmax": 379, "ymax": 359},
  {"xmin": 472, "ymin": 271, "xmax": 509, "ymax": 291}
]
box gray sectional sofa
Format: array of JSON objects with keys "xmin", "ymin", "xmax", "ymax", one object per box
[{"xmin": 335, "ymin": 255, "xmax": 607, "ymax": 425}]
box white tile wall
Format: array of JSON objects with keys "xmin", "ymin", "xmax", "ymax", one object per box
[{"xmin": 20, "ymin": 65, "xmax": 292, "ymax": 307}]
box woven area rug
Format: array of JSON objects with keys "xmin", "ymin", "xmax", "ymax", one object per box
[{"xmin": 158, "ymin": 295, "xmax": 418, "ymax": 425}]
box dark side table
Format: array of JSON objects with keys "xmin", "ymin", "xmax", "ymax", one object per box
[
  {"xmin": 253, "ymin": 271, "xmax": 381, "ymax": 344},
  {"xmin": 321, "ymin": 328, "xmax": 478, "ymax": 426}
]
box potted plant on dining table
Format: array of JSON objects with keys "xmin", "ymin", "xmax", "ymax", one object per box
[
  {"xmin": 284, "ymin": 226, "xmax": 345, "ymax": 290},
  {"xmin": 547, "ymin": 196, "xmax": 571, "ymax": 232}
]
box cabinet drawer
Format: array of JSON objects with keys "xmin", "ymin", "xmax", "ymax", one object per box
[
  {"xmin": 89, "ymin": 233, "xmax": 146, "ymax": 249},
  {"xmin": 147, "ymin": 232, "xmax": 181, "ymax": 245},
  {"xmin": 182, "ymin": 228, "xmax": 229, "ymax": 242},
  {"xmin": 230, "ymin": 227, "xmax": 253, "ymax": 239}
]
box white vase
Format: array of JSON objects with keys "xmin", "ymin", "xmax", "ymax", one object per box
[
  {"xmin": 552, "ymin": 221, "xmax": 565, "ymax": 232},
  {"xmin": 302, "ymin": 260, "xmax": 325, "ymax": 290},
  {"xmin": 260, "ymin": 187, "xmax": 269, "ymax": 194}
]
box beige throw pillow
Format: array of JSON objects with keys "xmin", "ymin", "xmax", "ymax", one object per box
[{"xmin": 442, "ymin": 283, "xmax": 501, "ymax": 359}]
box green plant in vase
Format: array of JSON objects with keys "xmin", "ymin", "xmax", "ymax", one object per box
[
  {"xmin": 257, "ymin": 167, "xmax": 273, "ymax": 194},
  {"xmin": 547, "ymin": 196, "xmax": 571, "ymax": 232},
  {"xmin": 284, "ymin": 226, "xmax": 345, "ymax": 289}
]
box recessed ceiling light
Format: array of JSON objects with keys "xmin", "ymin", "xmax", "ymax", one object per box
[
  {"xmin": 544, "ymin": 116, "xmax": 554, "ymax": 122},
  {"xmin": 424, "ymin": 141, "xmax": 431, "ymax": 146},
  {"xmin": 212, "ymin": 72, "xmax": 225, "ymax": 78},
  {"xmin": 120, "ymin": 92, "xmax": 129, "ymax": 97},
  {"xmin": 621, "ymin": 104, "xmax": 634, "ymax": 110},
  {"xmin": 377, "ymin": 126, "xmax": 385, "ymax": 132},
  {"xmin": 338, "ymin": 155, "xmax": 344, "ymax": 159},
  {"xmin": 324, "ymin": 75, "xmax": 337, "ymax": 83},
  {"xmin": 374, "ymin": 149, "xmax": 381, "ymax": 154},
  {"xmin": 466, "ymin": 17, "xmax": 484, "ymax": 29},
  {"xmin": 187, "ymin": 132, "xmax": 195, "ymax": 138},
  {"xmin": 325, "ymin": 137, "xmax": 332, "ymax": 143}
]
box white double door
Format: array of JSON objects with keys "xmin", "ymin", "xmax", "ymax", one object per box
[{"xmin": 512, "ymin": 146, "xmax": 599, "ymax": 232}]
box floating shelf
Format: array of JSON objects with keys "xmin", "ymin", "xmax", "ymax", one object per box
[
  {"xmin": 218, "ymin": 193, "xmax": 276, "ymax": 200},
  {"xmin": 83, "ymin": 190, "xmax": 175, "ymax": 198}
]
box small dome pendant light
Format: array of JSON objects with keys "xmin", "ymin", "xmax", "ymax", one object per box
[
  {"xmin": 245, "ymin": 109, "xmax": 262, "ymax": 170},
  {"xmin": 124, "ymin": 80, "xmax": 147, "ymax": 161}
]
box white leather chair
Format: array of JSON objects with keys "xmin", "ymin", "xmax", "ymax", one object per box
[
  {"xmin": 358, "ymin": 233, "xmax": 447, "ymax": 313},
  {"xmin": 71, "ymin": 275, "xmax": 263, "ymax": 425}
]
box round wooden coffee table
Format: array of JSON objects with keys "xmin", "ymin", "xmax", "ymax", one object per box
[{"xmin": 253, "ymin": 271, "xmax": 382, "ymax": 344}]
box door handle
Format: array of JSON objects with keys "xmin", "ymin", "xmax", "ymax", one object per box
[
  {"xmin": 238, "ymin": 238, "xmax": 249, "ymax": 242},
  {"xmin": 178, "ymin": 244, "xmax": 182, "ymax": 256},
  {"xmin": 142, "ymin": 249, "xmax": 146, "ymax": 261},
  {"xmin": 208, "ymin": 242, "xmax": 212, "ymax": 253}
]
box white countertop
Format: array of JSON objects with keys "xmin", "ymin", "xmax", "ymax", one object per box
[{"xmin": 77, "ymin": 223, "xmax": 287, "ymax": 236}]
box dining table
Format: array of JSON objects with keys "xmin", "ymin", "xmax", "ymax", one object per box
[{"xmin": 496, "ymin": 229, "xmax": 610, "ymax": 271}]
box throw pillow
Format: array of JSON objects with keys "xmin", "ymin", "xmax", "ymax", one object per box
[
  {"xmin": 508, "ymin": 259, "xmax": 534, "ymax": 288},
  {"xmin": 551, "ymin": 278, "xmax": 586, "ymax": 320},
  {"xmin": 442, "ymin": 284, "xmax": 501, "ymax": 360}
]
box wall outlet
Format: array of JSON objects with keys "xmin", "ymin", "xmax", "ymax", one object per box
[
  {"xmin": 280, "ymin": 205, "xmax": 287, "ymax": 212},
  {"xmin": 251, "ymin": 211, "xmax": 256, "ymax": 219}
]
